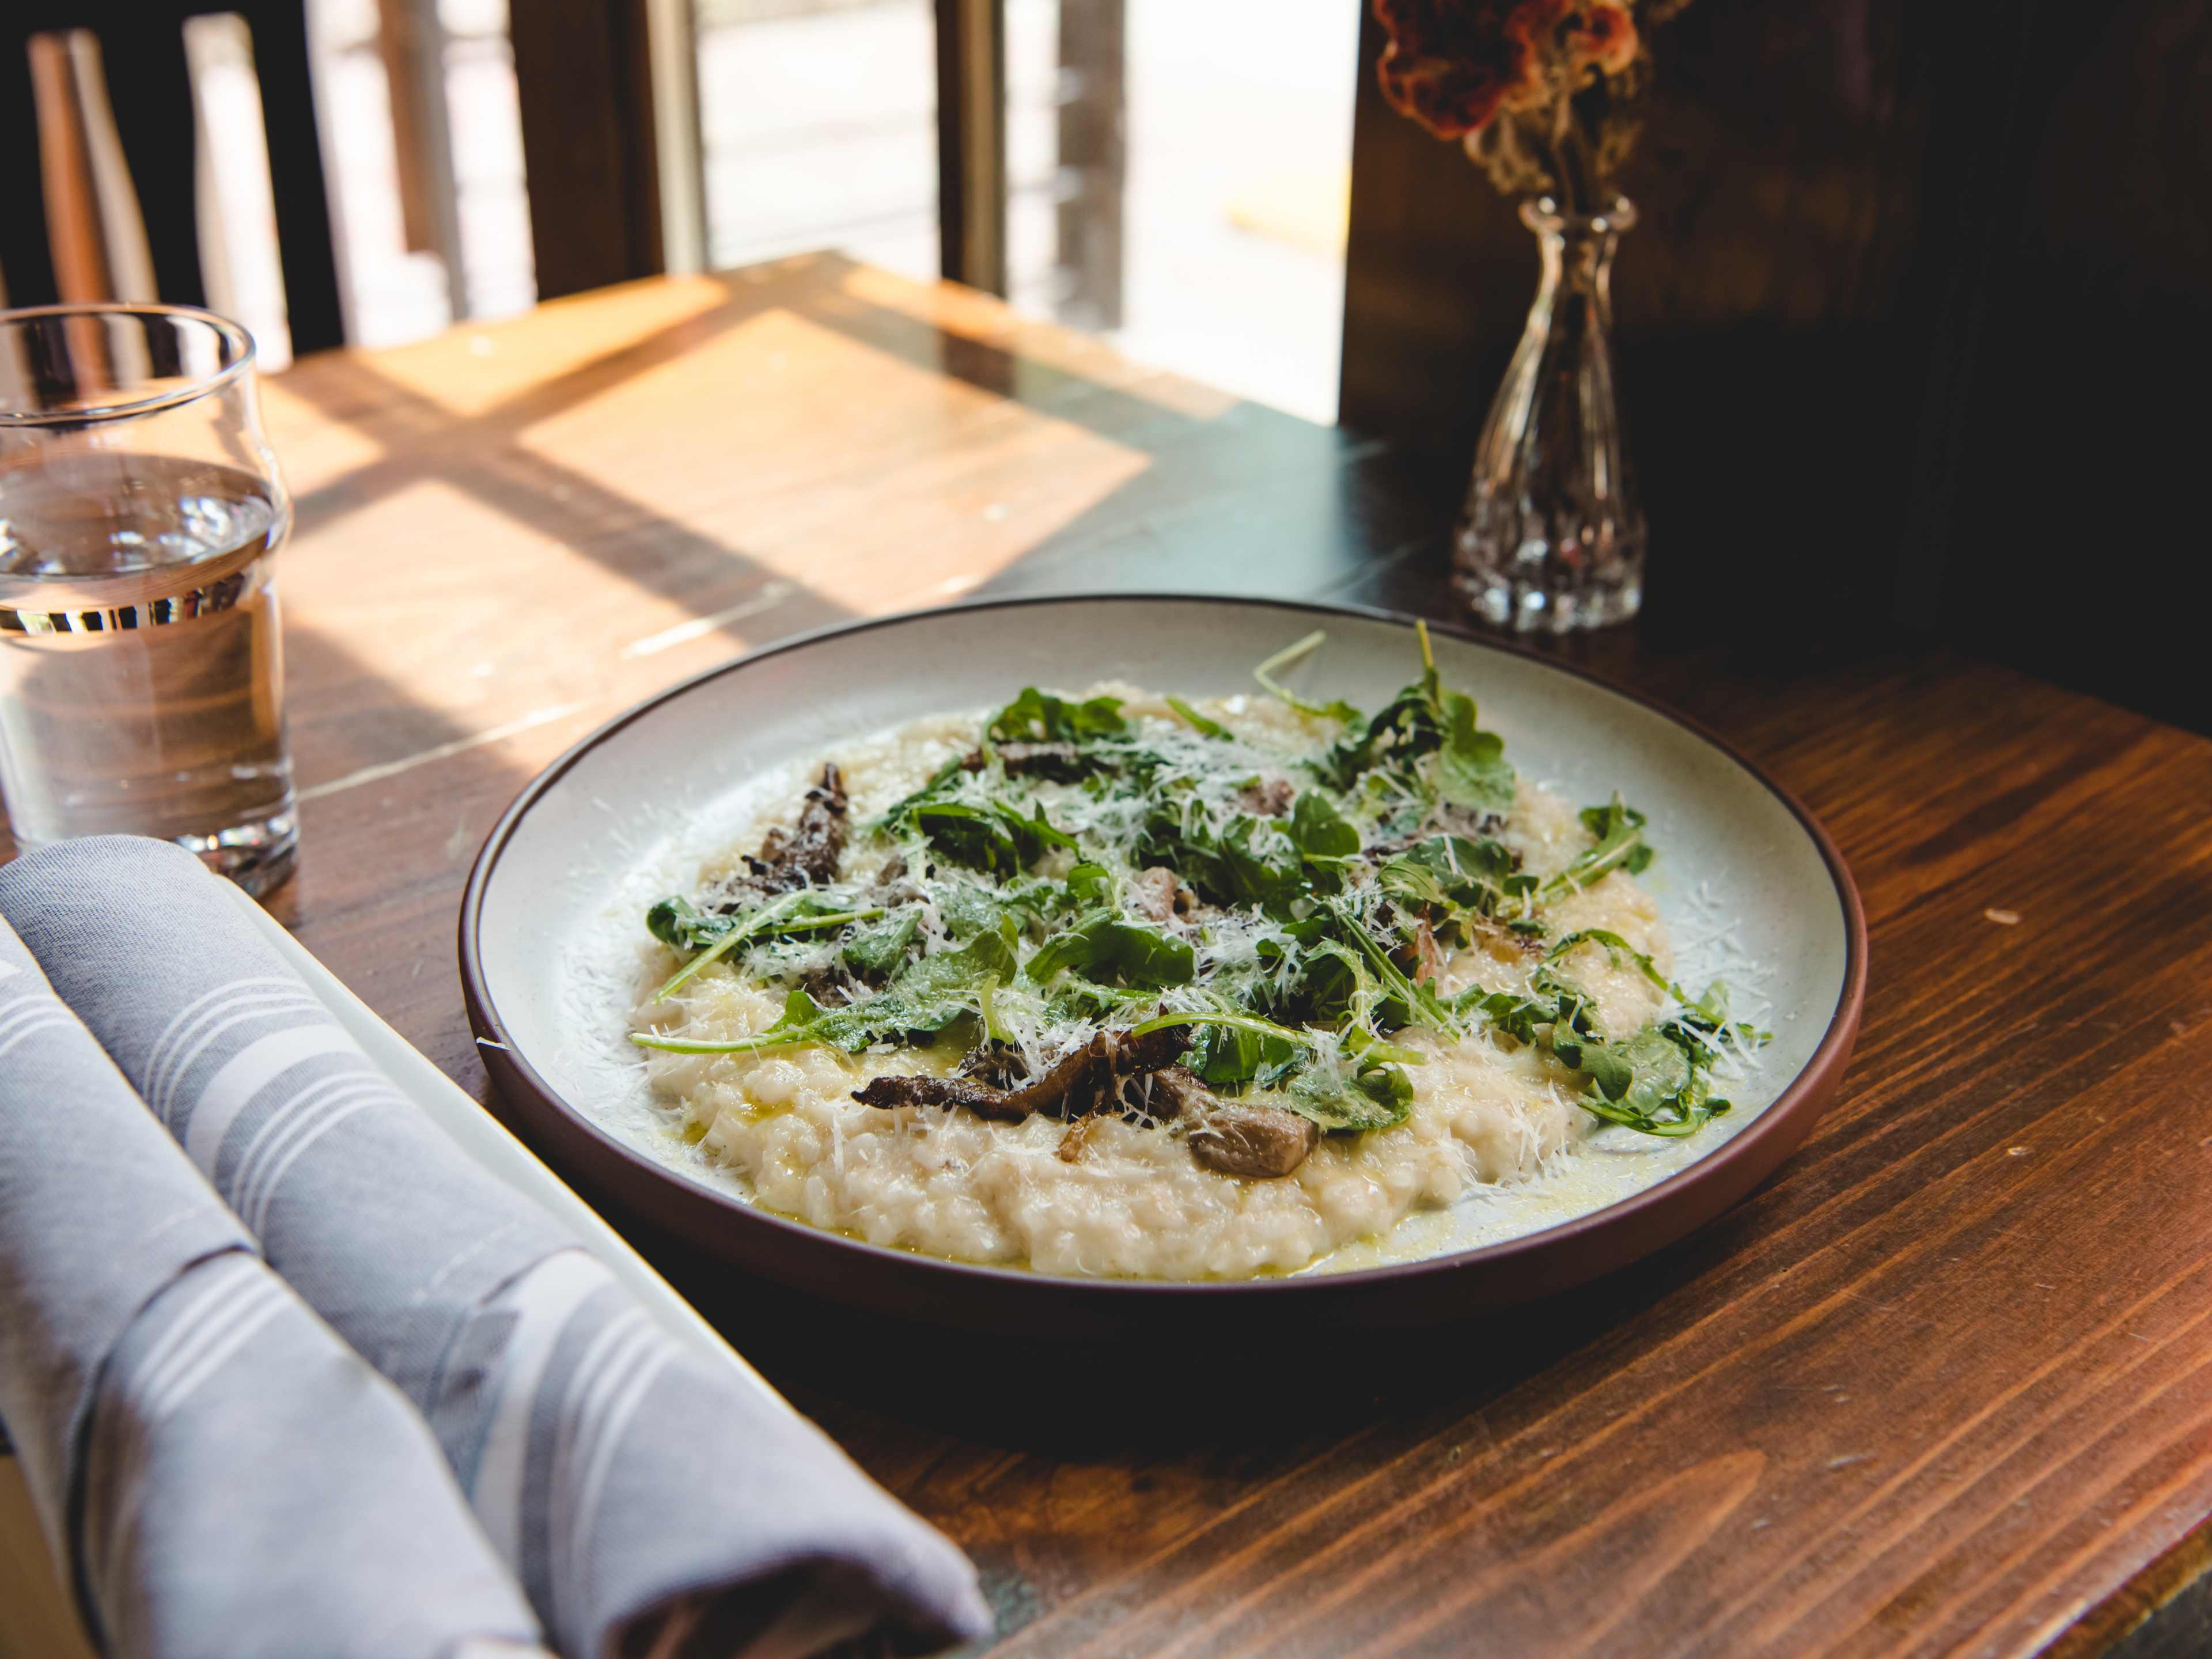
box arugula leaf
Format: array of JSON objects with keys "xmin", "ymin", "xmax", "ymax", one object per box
[
  {"xmin": 1289, "ymin": 623, "xmax": 1514, "ymax": 814},
  {"xmin": 801, "ymin": 921, "xmax": 1018, "ymax": 1046},
  {"xmin": 1185, "ymin": 1018, "xmax": 1304, "ymax": 1091},
  {"xmin": 1657, "ymin": 980, "xmax": 1769, "ymax": 1075},
  {"xmin": 1579, "ymin": 797, "xmax": 1654, "ymax": 861},
  {"xmin": 842, "ymin": 907, "xmax": 922, "ymax": 978},
  {"xmin": 1328, "ymin": 895, "xmax": 1460, "ymax": 1037},
  {"xmin": 1141, "ymin": 806, "xmax": 1305, "ymax": 914},
  {"xmin": 1415, "ymin": 621, "xmax": 1516, "ymax": 812},
  {"xmin": 935, "ymin": 873, "xmax": 1074, "ymax": 941},
  {"xmin": 1275, "ymin": 936, "xmax": 1374, "ymax": 1029},
  {"xmin": 1026, "ymin": 909, "xmax": 1196, "ymax": 990},
  {"xmin": 1065, "ymin": 861, "xmax": 1115, "ymax": 907},
  {"xmin": 1434, "ymin": 688, "xmax": 1515, "ymax": 810},
  {"xmin": 1130, "ymin": 1007, "xmax": 1406, "ymax": 1131},
  {"xmin": 935, "ymin": 882, "xmax": 1006, "ymax": 941},
  {"xmin": 1129, "ymin": 1008, "xmax": 1315, "ymax": 1048},
  {"xmin": 1375, "ymin": 834, "xmax": 1529, "ymax": 929},
  {"xmin": 1043, "ymin": 978, "xmax": 1143, "ymax": 1025},
  {"xmin": 634, "ymin": 923, "xmax": 1017, "ymax": 1054},
  {"xmin": 646, "ymin": 895, "xmax": 717, "ymax": 951},
  {"xmin": 1253, "ymin": 631, "xmax": 1365, "ymax": 725},
  {"xmin": 1682, "ymin": 978, "xmax": 1732, "ymax": 1027},
  {"xmin": 1544, "ymin": 796, "xmax": 1654, "ymax": 897},
  {"xmin": 1545, "ymin": 927, "xmax": 1675, "ymax": 994},
  {"xmin": 1164, "ymin": 695, "xmax": 1230, "ymax": 740},
  {"xmin": 1279, "ymin": 1058, "xmax": 1414, "ymax": 1132},
  {"xmin": 885, "ymin": 774, "xmax": 1077, "ymax": 878},
  {"xmin": 881, "ymin": 757, "xmax": 1075, "ymax": 861},
  {"xmin": 1456, "ymin": 985, "xmax": 1563, "ymax": 1051},
  {"xmin": 643, "ymin": 626, "xmax": 1710, "ymax": 1154},
  {"xmin": 1575, "ymin": 1025, "xmax": 1716, "ymax": 1137},
  {"xmin": 1289, "ymin": 789, "xmax": 1360, "ymax": 861},
  {"xmin": 1456, "ymin": 962, "xmax": 1764, "ymax": 1139},
  {"xmin": 1309, "ymin": 686, "xmax": 1425, "ymax": 792},
  {"xmin": 647, "ymin": 890, "xmax": 884, "ymax": 1001},
  {"xmin": 988, "ymin": 687, "xmax": 1128, "ymax": 744},
  {"xmin": 1214, "ymin": 817, "xmax": 1308, "ymax": 910}
]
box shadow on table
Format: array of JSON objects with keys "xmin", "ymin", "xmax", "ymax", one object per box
[{"xmin": 630, "ymin": 1200, "xmax": 1771, "ymax": 1463}]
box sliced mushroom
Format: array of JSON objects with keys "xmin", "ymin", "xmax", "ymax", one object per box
[
  {"xmin": 1238, "ymin": 774, "xmax": 1296, "ymax": 817},
  {"xmin": 1143, "ymin": 1065, "xmax": 1215, "ymax": 1120},
  {"xmin": 1471, "ymin": 915, "xmax": 1546, "ymax": 960},
  {"xmin": 864, "ymin": 854, "xmax": 925, "ymax": 908},
  {"xmin": 956, "ymin": 1040, "xmax": 1028, "ymax": 1089},
  {"xmin": 960, "ymin": 741, "xmax": 1096, "ymax": 781},
  {"xmin": 1188, "ymin": 1104, "xmax": 1320, "ymax": 1180},
  {"xmin": 1410, "ymin": 918, "xmax": 1442, "ymax": 987},
  {"xmin": 850, "ymin": 1073, "xmax": 1031, "ymax": 1122},
  {"xmin": 721, "ymin": 764, "xmax": 849, "ymax": 904},
  {"xmin": 1123, "ymin": 871, "xmax": 1194, "ymax": 925},
  {"xmin": 1433, "ymin": 802, "xmax": 1508, "ymax": 842},
  {"xmin": 775, "ymin": 763, "xmax": 849, "ymax": 886},
  {"xmin": 997, "ymin": 741, "xmax": 1096, "ymax": 780},
  {"xmin": 1002, "ymin": 1035, "xmax": 1118, "ymax": 1118},
  {"xmin": 853, "ymin": 1024, "xmax": 1195, "ymax": 1123}
]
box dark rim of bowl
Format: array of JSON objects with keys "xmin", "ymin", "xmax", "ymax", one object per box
[{"xmin": 460, "ymin": 592, "xmax": 1870, "ymax": 1300}]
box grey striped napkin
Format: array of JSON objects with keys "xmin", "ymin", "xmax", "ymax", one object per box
[
  {"xmin": 0, "ymin": 836, "xmax": 991, "ymax": 1659},
  {"xmin": 0, "ymin": 917, "xmax": 550, "ymax": 1659}
]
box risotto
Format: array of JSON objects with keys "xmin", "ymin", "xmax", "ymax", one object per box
[{"xmin": 628, "ymin": 628, "xmax": 1762, "ymax": 1281}]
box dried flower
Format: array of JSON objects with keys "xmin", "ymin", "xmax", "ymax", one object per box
[
  {"xmin": 1373, "ymin": 1, "xmax": 1544, "ymax": 139},
  {"xmin": 1568, "ymin": 2, "xmax": 1639, "ymax": 76},
  {"xmin": 1374, "ymin": 0, "xmax": 1687, "ymax": 208}
]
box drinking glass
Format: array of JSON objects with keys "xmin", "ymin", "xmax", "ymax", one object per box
[{"xmin": 0, "ymin": 305, "xmax": 296, "ymax": 893}]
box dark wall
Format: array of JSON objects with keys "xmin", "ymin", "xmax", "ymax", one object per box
[
  {"xmin": 1341, "ymin": 0, "xmax": 2211, "ymax": 733},
  {"xmin": 1940, "ymin": 0, "xmax": 2212, "ymax": 730}
]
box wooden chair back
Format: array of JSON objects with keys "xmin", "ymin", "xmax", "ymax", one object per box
[{"xmin": 0, "ymin": 1, "xmax": 343, "ymax": 355}]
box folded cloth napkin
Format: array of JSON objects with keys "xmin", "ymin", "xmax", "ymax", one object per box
[
  {"xmin": 0, "ymin": 836, "xmax": 992, "ymax": 1659},
  {"xmin": 0, "ymin": 917, "xmax": 550, "ymax": 1659}
]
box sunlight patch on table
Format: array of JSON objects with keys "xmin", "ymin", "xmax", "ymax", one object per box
[
  {"xmin": 363, "ymin": 276, "xmax": 731, "ymax": 418},
  {"xmin": 258, "ymin": 377, "xmax": 386, "ymax": 494},
  {"xmin": 838, "ymin": 263, "xmax": 1241, "ymax": 423},
  {"xmin": 513, "ymin": 309, "xmax": 1150, "ymax": 613},
  {"xmin": 280, "ymin": 479, "xmax": 769, "ymax": 785}
]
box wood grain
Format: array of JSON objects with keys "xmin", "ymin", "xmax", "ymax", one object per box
[{"xmin": 5, "ymin": 255, "xmax": 2209, "ymax": 1656}]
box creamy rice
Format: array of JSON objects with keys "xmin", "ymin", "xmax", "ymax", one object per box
[{"xmin": 631, "ymin": 687, "xmax": 1677, "ymax": 1281}]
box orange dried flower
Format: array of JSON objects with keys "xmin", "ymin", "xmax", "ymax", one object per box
[
  {"xmin": 1505, "ymin": 0, "xmax": 1639, "ymax": 78},
  {"xmin": 1503, "ymin": 0, "xmax": 1568, "ymax": 54},
  {"xmin": 1569, "ymin": 1, "xmax": 1639, "ymax": 76},
  {"xmin": 1373, "ymin": 1, "xmax": 1543, "ymax": 139},
  {"xmin": 1375, "ymin": 0, "xmax": 1676, "ymax": 203}
]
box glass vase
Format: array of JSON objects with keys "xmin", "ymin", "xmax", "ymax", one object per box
[{"xmin": 1454, "ymin": 195, "xmax": 1645, "ymax": 632}]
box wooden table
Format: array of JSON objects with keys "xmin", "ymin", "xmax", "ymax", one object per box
[{"xmin": 9, "ymin": 252, "xmax": 2212, "ymax": 1658}]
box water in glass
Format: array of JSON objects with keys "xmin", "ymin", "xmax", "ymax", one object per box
[{"xmin": 0, "ymin": 306, "xmax": 296, "ymax": 893}]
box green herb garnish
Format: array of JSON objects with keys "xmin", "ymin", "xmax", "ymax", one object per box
[{"xmin": 633, "ymin": 631, "xmax": 1766, "ymax": 1142}]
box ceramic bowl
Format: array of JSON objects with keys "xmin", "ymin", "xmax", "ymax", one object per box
[{"xmin": 462, "ymin": 595, "xmax": 1866, "ymax": 1336}]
